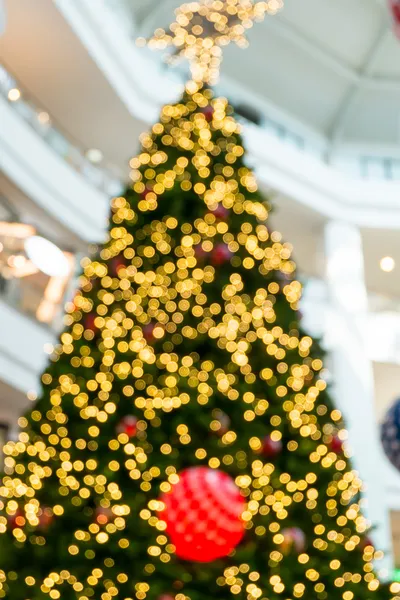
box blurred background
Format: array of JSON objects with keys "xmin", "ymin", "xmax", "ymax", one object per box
[{"xmin": 0, "ymin": 0, "xmax": 399, "ymax": 579}]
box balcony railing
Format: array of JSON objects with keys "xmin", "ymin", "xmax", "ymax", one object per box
[
  {"xmin": 0, "ymin": 64, "xmax": 123, "ymax": 196},
  {"xmin": 0, "ymin": 265, "xmax": 75, "ymax": 331}
]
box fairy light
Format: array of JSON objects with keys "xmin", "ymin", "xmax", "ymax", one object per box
[
  {"xmin": 0, "ymin": 89, "xmax": 393, "ymax": 599},
  {"xmin": 145, "ymin": 0, "xmax": 284, "ymax": 85}
]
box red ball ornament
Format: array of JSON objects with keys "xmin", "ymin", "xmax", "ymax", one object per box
[
  {"xmin": 84, "ymin": 313, "xmax": 98, "ymax": 333},
  {"xmin": 117, "ymin": 415, "xmax": 138, "ymax": 438},
  {"xmin": 194, "ymin": 244, "xmax": 208, "ymax": 262},
  {"xmin": 140, "ymin": 184, "xmax": 153, "ymax": 199},
  {"xmin": 360, "ymin": 536, "xmax": 374, "ymax": 551},
  {"xmin": 38, "ymin": 508, "xmax": 53, "ymax": 529},
  {"xmin": 7, "ymin": 508, "xmax": 25, "ymax": 530},
  {"xmin": 110, "ymin": 255, "xmax": 127, "ymax": 277},
  {"xmin": 211, "ymin": 205, "xmax": 230, "ymax": 220},
  {"xmin": 142, "ymin": 323, "xmax": 155, "ymax": 343},
  {"xmin": 211, "ymin": 244, "xmax": 233, "ymax": 266},
  {"xmin": 159, "ymin": 467, "xmax": 245, "ymax": 563},
  {"xmin": 330, "ymin": 435, "xmax": 344, "ymax": 454},
  {"xmin": 281, "ymin": 528, "xmax": 306, "ymax": 555},
  {"xmin": 216, "ymin": 412, "xmax": 231, "ymax": 436},
  {"xmin": 201, "ymin": 105, "xmax": 214, "ymax": 122},
  {"xmin": 260, "ymin": 436, "xmax": 283, "ymax": 458},
  {"xmin": 158, "ymin": 596, "xmax": 175, "ymax": 600},
  {"xmin": 95, "ymin": 506, "xmax": 115, "ymax": 525}
]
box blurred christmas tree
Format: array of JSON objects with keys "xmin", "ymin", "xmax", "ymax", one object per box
[{"xmin": 0, "ymin": 1, "xmax": 398, "ymax": 599}]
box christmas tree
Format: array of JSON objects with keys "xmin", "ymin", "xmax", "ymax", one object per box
[{"xmin": 0, "ymin": 2, "xmax": 398, "ymax": 600}]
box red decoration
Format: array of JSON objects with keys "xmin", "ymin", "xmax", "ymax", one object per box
[
  {"xmin": 260, "ymin": 436, "xmax": 282, "ymax": 458},
  {"xmin": 216, "ymin": 412, "xmax": 231, "ymax": 436},
  {"xmin": 116, "ymin": 415, "xmax": 138, "ymax": 438},
  {"xmin": 194, "ymin": 244, "xmax": 208, "ymax": 262},
  {"xmin": 281, "ymin": 528, "xmax": 306, "ymax": 554},
  {"xmin": 330, "ymin": 435, "xmax": 344, "ymax": 454},
  {"xmin": 95, "ymin": 506, "xmax": 115, "ymax": 525},
  {"xmin": 7, "ymin": 508, "xmax": 25, "ymax": 530},
  {"xmin": 389, "ymin": 1, "xmax": 400, "ymax": 37},
  {"xmin": 140, "ymin": 184, "xmax": 153, "ymax": 199},
  {"xmin": 38, "ymin": 508, "xmax": 53, "ymax": 529},
  {"xmin": 158, "ymin": 596, "xmax": 175, "ymax": 600},
  {"xmin": 201, "ymin": 105, "xmax": 214, "ymax": 122},
  {"xmin": 211, "ymin": 205, "xmax": 230, "ymax": 220},
  {"xmin": 159, "ymin": 467, "xmax": 245, "ymax": 563},
  {"xmin": 84, "ymin": 313, "xmax": 98, "ymax": 333},
  {"xmin": 211, "ymin": 244, "xmax": 233, "ymax": 266},
  {"xmin": 360, "ymin": 536, "xmax": 374, "ymax": 551},
  {"xmin": 142, "ymin": 323, "xmax": 156, "ymax": 343},
  {"xmin": 110, "ymin": 256, "xmax": 127, "ymax": 276}
]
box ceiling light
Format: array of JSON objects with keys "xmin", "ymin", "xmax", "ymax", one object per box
[
  {"xmin": 37, "ymin": 111, "xmax": 51, "ymax": 125},
  {"xmin": 8, "ymin": 88, "xmax": 21, "ymax": 102},
  {"xmin": 86, "ymin": 148, "xmax": 103, "ymax": 164},
  {"xmin": 0, "ymin": 222, "xmax": 35, "ymax": 239},
  {"xmin": 380, "ymin": 256, "xmax": 396, "ymax": 273},
  {"xmin": 24, "ymin": 236, "xmax": 70, "ymax": 277}
]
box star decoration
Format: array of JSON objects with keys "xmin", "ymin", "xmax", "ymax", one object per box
[{"xmin": 144, "ymin": 0, "xmax": 284, "ymax": 85}]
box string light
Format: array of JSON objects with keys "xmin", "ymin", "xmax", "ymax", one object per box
[
  {"xmin": 144, "ymin": 0, "xmax": 284, "ymax": 85},
  {"xmin": 0, "ymin": 86, "xmax": 392, "ymax": 599}
]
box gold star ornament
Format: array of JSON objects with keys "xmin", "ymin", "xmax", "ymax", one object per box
[{"xmin": 143, "ymin": 0, "xmax": 284, "ymax": 85}]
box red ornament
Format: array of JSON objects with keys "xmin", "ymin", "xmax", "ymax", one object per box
[
  {"xmin": 389, "ymin": 0, "xmax": 400, "ymax": 38},
  {"xmin": 140, "ymin": 185, "xmax": 153, "ymax": 199},
  {"xmin": 84, "ymin": 313, "xmax": 98, "ymax": 333},
  {"xmin": 211, "ymin": 205, "xmax": 230, "ymax": 220},
  {"xmin": 360, "ymin": 536, "xmax": 374, "ymax": 551},
  {"xmin": 211, "ymin": 244, "xmax": 233, "ymax": 266},
  {"xmin": 158, "ymin": 596, "xmax": 175, "ymax": 600},
  {"xmin": 194, "ymin": 244, "xmax": 208, "ymax": 262},
  {"xmin": 7, "ymin": 508, "xmax": 25, "ymax": 530},
  {"xmin": 201, "ymin": 105, "xmax": 214, "ymax": 122},
  {"xmin": 330, "ymin": 435, "xmax": 344, "ymax": 455},
  {"xmin": 281, "ymin": 528, "xmax": 306, "ymax": 554},
  {"xmin": 116, "ymin": 415, "xmax": 138, "ymax": 438},
  {"xmin": 110, "ymin": 255, "xmax": 127, "ymax": 276},
  {"xmin": 260, "ymin": 436, "xmax": 282, "ymax": 458},
  {"xmin": 38, "ymin": 508, "xmax": 53, "ymax": 529},
  {"xmin": 216, "ymin": 412, "xmax": 231, "ymax": 436},
  {"xmin": 159, "ymin": 467, "xmax": 245, "ymax": 563},
  {"xmin": 142, "ymin": 323, "xmax": 156, "ymax": 343},
  {"xmin": 95, "ymin": 506, "xmax": 115, "ymax": 525}
]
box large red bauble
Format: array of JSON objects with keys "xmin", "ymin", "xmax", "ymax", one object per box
[{"xmin": 159, "ymin": 467, "xmax": 245, "ymax": 563}]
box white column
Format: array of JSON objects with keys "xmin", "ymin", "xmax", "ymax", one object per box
[{"xmin": 324, "ymin": 220, "xmax": 393, "ymax": 576}]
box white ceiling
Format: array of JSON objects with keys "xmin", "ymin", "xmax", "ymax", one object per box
[
  {"xmin": 0, "ymin": 0, "xmax": 146, "ymax": 171},
  {"xmin": 0, "ymin": 0, "xmax": 399, "ymax": 299},
  {"xmin": 129, "ymin": 0, "xmax": 400, "ymax": 147}
]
